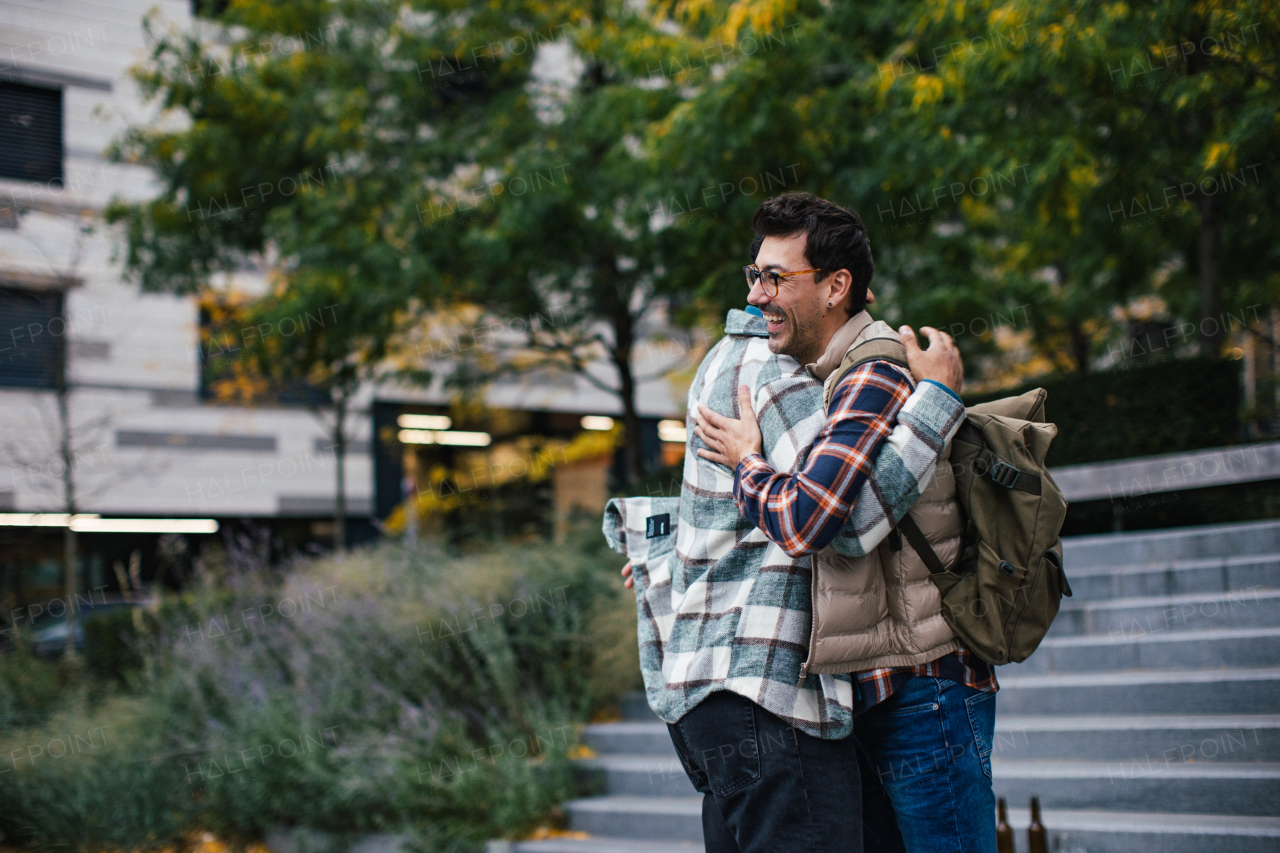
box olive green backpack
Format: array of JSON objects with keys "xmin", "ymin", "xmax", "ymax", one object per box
[{"xmin": 837, "ymin": 338, "xmax": 1072, "ymax": 666}]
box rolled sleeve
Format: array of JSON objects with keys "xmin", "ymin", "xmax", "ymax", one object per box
[
  {"xmin": 921, "ymin": 379, "xmax": 962, "ymax": 403},
  {"xmin": 732, "ymin": 362, "xmax": 914, "ymax": 557},
  {"xmin": 901, "ymin": 378, "xmax": 967, "ymax": 441}
]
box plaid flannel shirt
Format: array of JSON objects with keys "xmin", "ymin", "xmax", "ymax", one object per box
[
  {"xmin": 735, "ymin": 362, "xmax": 918, "ymax": 557},
  {"xmin": 603, "ymin": 309, "xmax": 967, "ymax": 739},
  {"xmin": 855, "ymin": 650, "xmax": 998, "ymax": 714},
  {"xmin": 735, "ymin": 360, "xmax": 996, "ymax": 713}
]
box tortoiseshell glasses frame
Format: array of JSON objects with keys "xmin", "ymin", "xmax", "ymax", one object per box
[{"xmin": 743, "ymin": 265, "xmax": 825, "ymax": 297}]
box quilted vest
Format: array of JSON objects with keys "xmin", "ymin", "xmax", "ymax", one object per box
[{"xmin": 799, "ymin": 313, "xmax": 965, "ymax": 677}]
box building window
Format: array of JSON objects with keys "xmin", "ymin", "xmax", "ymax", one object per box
[
  {"xmin": 0, "ymin": 196, "xmax": 18, "ymax": 229},
  {"xmin": 0, "ymin": 287, "xmax": 63, "ymax": 389},
  {"xmin": 197, "ymin": 294, "xmax": 326, "ymax": 406},
  {"xmin": 191, "ymin": 0, "xmax": 230, "ymax": 18},
  {"xmin": 0, "ymin": 82, "xmax": 63, "ymax": 186}
]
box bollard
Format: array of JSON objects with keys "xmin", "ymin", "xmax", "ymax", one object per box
[
  {"xmin": 1028, "ymin": 796, "xmax": 1047, "ymax": 853},
  {"xmin": 996, "ymin": 797, "xmax": 1014, "ymax": 853}
]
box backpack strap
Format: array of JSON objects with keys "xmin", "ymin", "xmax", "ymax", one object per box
[
  {"xmin": 845, "ymin": 338, "xmax": 911, "ymax": 373},
  {"xmin": 823, "ymin": 337, "xmax": 912, "ymax": 409},
  {"xmin": 897, "ymin": 514, "xmax": 948, "ymax": 575},
  {"xmin": 954, "ymin": 421, "xmax": 1043, "ymax": 495}
]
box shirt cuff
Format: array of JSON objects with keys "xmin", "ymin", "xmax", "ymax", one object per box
[
  {"xmin": 735, "ymin": 453, "xmax": 773, "ymax": 481},
  {"xmin": 901, "ymin": 378, "xmax": 968, "ymax": 443},
  {"xmin": 921, "ymin": 379, "xmax": 962, "ymax": 402},
  {"xmin": 732, "ymin": 453, "xmax": 772, "ymax": 510}
]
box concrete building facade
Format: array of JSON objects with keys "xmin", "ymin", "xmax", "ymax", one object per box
[{"xmin": 1, "ymin": 0, "xmax": 685, "ymax": 600}]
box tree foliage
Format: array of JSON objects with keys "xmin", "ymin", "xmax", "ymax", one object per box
[{"xmin": 109, "ymin": 0, "xmax": 1280, "ymax": 494}]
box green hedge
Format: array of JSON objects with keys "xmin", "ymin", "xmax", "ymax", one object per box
[
  {"xmin": 965, "ymin": 358, "xmax": 1242, "ymax": 467},
  {"xmin": 1062, "ymin": 478, "xmax": 1280, "ymax": 536}
]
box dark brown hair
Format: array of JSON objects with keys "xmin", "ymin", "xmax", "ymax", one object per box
[{"xmin": 752, "ymin": 192, "xmax": 874, "ymax": 315}]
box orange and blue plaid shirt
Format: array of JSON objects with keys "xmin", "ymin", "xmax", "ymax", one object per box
[
  {"xmin": 734, "ymin": 361, "xmax": 917, "ymax": 556},
  {"xmin": 734, "ymin": 361, "xmax": 997, "ymax": 712},
  {"xmin": 855, "ymin": 648, "xmax": 997, "ymax": 713},
  {"xmin": 604, "ymin": 310, "xmax": 975, "ymax": 738}
]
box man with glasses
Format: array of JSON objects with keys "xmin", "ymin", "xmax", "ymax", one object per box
[{"xmin": 609, "ymin": 192, "xmax": 976, "ymax": 853}]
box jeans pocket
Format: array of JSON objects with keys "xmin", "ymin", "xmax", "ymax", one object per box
[
  {"xmin": 667, "ymin": 722, "xmax": 710, "ymax": 795},
  {"xmin": 964, "ymin": 690, "xmax": 996, "ymax": 780},
  {"xmin": 680, "ymin": 693, "xmax": 763, "ymax": 797},
  {"xmin": 876, "ymin": 675, "xmax": 942, "ymax": 719}
]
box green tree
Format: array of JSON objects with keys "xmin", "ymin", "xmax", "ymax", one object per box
[
  {"xmin": 649, "ymin": 0, "xmax": 1280, "ymax": 378},
  {"xmin": 201, "ymin": 283, "xmax": 403, "ymax": 551},
  {"xmin": 110, "ymin": 0, "xmax": 696, "ymax": 491},
  {"xmin": 436, "ymin": 4, "xmax": 711, "ymax": 486},
  {"xmin": 110, "ymin": 0, "xmax": 438, "ymax": 545},
  {"xmin": 846, "ymin": 0, "xmax": 1280, "ymax": 366},
  {"xmin": 643, "ymin": 1, "xmax": 1026, "ymax": 375}
]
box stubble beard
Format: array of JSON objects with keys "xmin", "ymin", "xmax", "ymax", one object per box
[{"xmin": 771, "ymin": 311, "xmax": 824, "ymax": 365}]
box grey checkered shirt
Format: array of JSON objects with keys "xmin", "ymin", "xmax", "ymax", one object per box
[{"xmin": 604, "ymin": 309, "xmax": 965, "ymax": 738}]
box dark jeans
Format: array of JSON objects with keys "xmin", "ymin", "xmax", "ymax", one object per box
[
  {"xmin": 668, "ymin": 690, "xmax": 862, "ymax": 853},
  {"xmin": 856, "ymin": 676, "xmax": 998, "ymax": 853}
]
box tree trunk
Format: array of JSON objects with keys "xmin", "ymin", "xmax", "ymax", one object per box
[
  {"xmin": 1054, "ymin": 263, "xmax": 1090, "ymax": 373},
  {"xmin": 1197, "ymin": 191, "xmax": 1222, "ymax": 356},
  {"xmin": 1068, "ymin": 318, "xmax": 1091, "ymax": 374},
  {"xmin": 618, "ymin": 358, "xmax": 643, "ymax": 488},
  {"xmin": 332, "ymin": 394, "xmax": 347, "ymax": 553},
  {"xmin": 55, "ymin": 332, "xmax": 78, "ymax": 659},
  {"xmin": 1272, "ymin": 307, "xmax": 1280, "ymax": 433},
  {"xmin": 610, "ymin": 309, "xmax": 644, "ymax": 488}
]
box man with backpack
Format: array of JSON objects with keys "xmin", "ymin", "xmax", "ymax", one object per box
[
  {"xmin": 691, "ymin": 192, "xmax": 999, "ymax": 852},
  {"xmin": 607, "ymin": 191, "xmax": 979, "ymax": 853},
  {"xmin": 614, "ymin": 190, "xmax": 1072, "ymax": 852}
]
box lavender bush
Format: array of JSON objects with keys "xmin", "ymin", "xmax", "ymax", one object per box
[{"xmin": 0, "ymin": 526, "xmax": 638, "ymax": 851}]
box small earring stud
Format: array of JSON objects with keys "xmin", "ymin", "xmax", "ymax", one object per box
[{"xmin": 827, "ymin": 302, "xmax": 833, "ymax": 307}]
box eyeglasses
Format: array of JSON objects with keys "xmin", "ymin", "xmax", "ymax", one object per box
[{"xmin": 743, "ymin": 265, "xmax": 824, "ymax": 297}]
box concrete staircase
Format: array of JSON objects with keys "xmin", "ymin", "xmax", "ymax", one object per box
[{"xmin": 516, "ymin": 520, "xmax": 1280, "ymax": 853}]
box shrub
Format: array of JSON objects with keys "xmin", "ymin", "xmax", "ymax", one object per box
[
  {"xmin": 82, "ymin": 608, "xmax": 147, "ymax": 684},
  {"xmin": 0, "ymin": 698, "xmax": 190, "ymax": 852},
  {"xmin": 0, "ymin": 636, "xmax": 65, "ymax": 728},
  {"xmin": 0, "ymin": 525, "xmax": 638, "ymax": 852}
]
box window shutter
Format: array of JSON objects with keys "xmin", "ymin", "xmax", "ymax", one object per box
[
  {"xmin": 0, "ymin": 82, "xmax": 64, "ymax": 186},
  {"xmin": 0, "ymin": 287, "xmax": 63, "ymax": 388}
]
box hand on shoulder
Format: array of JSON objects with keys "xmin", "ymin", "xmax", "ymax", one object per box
[{"xmin": 900, "ymin": 326, "xmax": 963, "ymax": 394}]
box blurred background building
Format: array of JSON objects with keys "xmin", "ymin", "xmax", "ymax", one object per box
[{"xmin": 0, "ymin": 0, "xmax": 686, "ymax": 601}]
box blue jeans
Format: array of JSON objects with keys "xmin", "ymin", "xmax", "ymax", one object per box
[
  {"xmin": 856, "ymin": 676, "xmax": 997, "ymax": 853},
  {"xmin": 668, "ymin": 690, "xmax": 862, "ymax": 853}
]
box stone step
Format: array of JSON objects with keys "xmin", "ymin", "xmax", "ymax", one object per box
[
  {"xmin": 584, "ymin": 722, "xmax": 677, "ymax": 758},
  {"xmin": 1064, "ymin": 553, "xmax": 1280, "ymax": 600},
  {"xmin": 1018, "ymin": 627, "xmax": 1280, "ymax": 674},
  {"xmin": 1003, "ymin": 809, "xmax": 1280, "ymax": 853},
  {"xmin": 511, "ymin": 839, "xmax": 702, "ymax": 853},
  {"xmin": 565, "ymin": 796, "xmax": 702, "ymax": 842},
  {"xmin": 577, "ymin": 755, "xmax": 694, "ymax": 798},
  {"xmin": 994, "ymin": 715, "xmax": 1280, "ymax": 763},
  {"xmin": 995, "ymin": 668, "xmax": 1280, "ymax": 715},
  {"xmin": 620, "ymin": 692, "xmax": 659, "ymax": 722},
  {"xmin": 578, "ymin": 754, "xmax": 1280, "ymax": 812},
  {"xmin": 554, "ymin": 804, "xmax": 1280, "ymax": 853},
  {"xmin": 1063, "ymin": 519, "xmax": 1280, "ymax": 569},
  {"xmin": 584, "ymin": 714, "xmax": 1280, "ymax": 766},
  {"xmin": 1049, "ymin": 588, "xmax": 1280, "ymax": 637},
  {"xmin": 991, "ymin": 760, "xmax": 1280, "ymax": 817}
]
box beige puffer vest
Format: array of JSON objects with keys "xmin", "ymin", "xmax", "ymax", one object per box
[{"xmin": 799, "ymin": 313, "xmax": 965, "ymax": 677}]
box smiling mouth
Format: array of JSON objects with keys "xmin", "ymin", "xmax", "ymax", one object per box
[{"xmin": 761, "ymin": 310, "xmax": 786, "ymax": 333}]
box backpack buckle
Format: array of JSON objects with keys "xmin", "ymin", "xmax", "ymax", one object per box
[{"xmin": 988, "ymin": 460, "xmax": 1022, "ymax": 489}]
